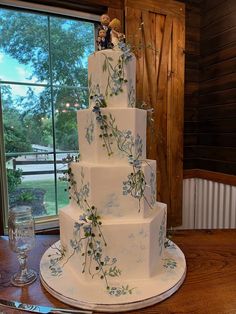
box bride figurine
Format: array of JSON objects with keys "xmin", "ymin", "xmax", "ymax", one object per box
[{"xmin": 108, "ymin": 18, "xmax": 125, "ymax": 49}]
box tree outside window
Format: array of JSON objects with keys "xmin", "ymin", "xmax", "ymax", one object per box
[{"xmin": 0, "ymin": 7, "xmax": 95, "ymax": 222}]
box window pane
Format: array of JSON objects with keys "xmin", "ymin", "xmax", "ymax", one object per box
[
  {"xmin": 54, "ymin": 86, "xmax": 89, "ymax": 151},
  {"xmin": 1, "ymin": 84, "xmax": 53, "ymax": 152},
  {"xmin": 6, "ymin": 153, "xmax": 57, "ymax": 217},
  {"xmin": 0, "ymin": 6, "xmax": 96, "ymax": 229},
  {"xmin": 0, "ymin": 8, "xmax": 49, "ymax": 83},
  {"xmin": 50, "ymin": 17, "xmax": 95, "ymax": 85}
]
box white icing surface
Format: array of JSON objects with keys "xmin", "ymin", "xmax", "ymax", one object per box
[
  {"xmin": 69, "ymin": 160, "xmax": 156, "ymax": 218},
  {"xmin": 78, "ymin": 107, "xmax": 146, "ymax": 164},
  {"xmin": 88, "ymin": 50, "xmax": 136, "ymax": 108},
  {"xmin": 59, "ymin": 202, "xmax": 167, "ymax": 281},
  {"xmin": 59, "ymin": 49, "xmax": 168, "ymax": 288}
]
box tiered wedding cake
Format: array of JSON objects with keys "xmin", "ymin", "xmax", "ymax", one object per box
[
  {"xmin": 59, "ymin": 45, "xmax": 167, "ymax": 288},
  {"xmin": 40, "ymin": 24, "xmax": 186, "ymax": 312}
]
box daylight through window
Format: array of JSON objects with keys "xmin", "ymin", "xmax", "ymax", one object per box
[{"xmin": 0, "ymin": 5, "xmax": 96, "ymax": 229}]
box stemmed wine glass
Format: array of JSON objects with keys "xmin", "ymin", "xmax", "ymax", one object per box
[{"xmin": 8, "ymin": 206, "xmax": 37, "ymax": 286}]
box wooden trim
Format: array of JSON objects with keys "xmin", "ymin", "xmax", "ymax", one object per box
[
  {"xmin": 125, "ymin": 0, "xmax": 185, "ymax": 19},
  {"xmin": 10, "ymin": 0, "xmax": 123, "ymax": 16},
  {"xmin": 0, "ymin": 195, "xmax": 4, "ymax": 235},
  {"xmin": 184, "ymin": 169, "xmax": 236, "ymax": 186},
  {"xmin": 17, "ymin": 0, "xmax": 123, "ymax": 10},
  {"xmin": 36, "ymin": 227, "xmax": 59, "ymax": 235}
]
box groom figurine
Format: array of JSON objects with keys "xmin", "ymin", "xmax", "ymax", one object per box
[{"xmin": 97, "ymin": 14, "xmax": 112, "ymax": 49}]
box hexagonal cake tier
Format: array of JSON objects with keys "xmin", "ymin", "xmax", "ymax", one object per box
[
  {"xmin": 78, "ymin": 108, "xmax": 146, "ymax": 164},
  {"xmin": 69, "ymin": 160, "xmax": 156, "ymax": 219},
  {"xmin": 59, "ymin": 202, "xmax": 167, "ymax": 281}
]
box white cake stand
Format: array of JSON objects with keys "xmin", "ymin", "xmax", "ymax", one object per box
[{"xmin": 40, "ymin": 240, "xmax": 186, "ymax": 312}]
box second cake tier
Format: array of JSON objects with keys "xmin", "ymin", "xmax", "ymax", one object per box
[
  {"xmin": 68, "ymin": 160, "xmax": 156, "ymax": 219},
  {"xmin": 78, "ymin": 107, "xmax": 146, "ymax": 164}
]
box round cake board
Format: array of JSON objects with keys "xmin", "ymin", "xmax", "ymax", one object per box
[{"xmin": 40, "ymin": 240, "xmax": 186, "ymax": 312}]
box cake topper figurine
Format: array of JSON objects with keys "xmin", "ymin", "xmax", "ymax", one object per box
[
  {"xmin": 97, "ymin": 15, "xmax": 125, "ymax": 50},
  {"xmin": 109, "ymin": 18, "xmax": 125, "ymax": 49},
  {"xmin": 97, "ymin": 28, "xmax": 107, "ymax": 50},
  {"xmin": 97, "ymin": 14, "xmax": 112, "ymax": 50}
]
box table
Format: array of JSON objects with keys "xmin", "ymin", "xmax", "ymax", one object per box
[{"xmin": 0, "ymin": 230, "xmax": 235, "ymax": 314}]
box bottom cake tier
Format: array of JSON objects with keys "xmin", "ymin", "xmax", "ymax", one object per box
[
  {"xmin": 59, "ymin": 202, "xmax": 167, "ymax": 283},
  {"xmin": 40, "ymin": 238, "xmax": 186, "ymax": 312}
]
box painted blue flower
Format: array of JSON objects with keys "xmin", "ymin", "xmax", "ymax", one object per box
[
  {"xmin": 92, "ymin": 105, "xmax": 100, "ymax": 113},
  {"xmin": 85, "ymin": 118, "xmax": 94, "ymax": 145},
  {"xmin": 128, "ymin": 155, "xmax": 134, "ymax": 164},
  {"xmin": 150, "ymin": 171, "xmax": 156, "ymax": 206},
  {"xmin": 95, "ymin": 240, "xmax": 102, "ymax": 250},
  {"xmin": 93, "ymin": 94, "xmax": 106, "ymax": 107},
  {"xmin": 112, "ymin": 257, "xmax": 117, "ymax": 264},
  {"xmin": 111, "ymin": 72, "xmax": 119, "ymax": 81},
  {"xmin": 133, "ymin": 159, "xmax": 142, "ymax": 168},
  {"xmin": 112, "ymin": 86, "xmax": 119, "ymax": 94},
  {"xmin": 124, "ymin": 130, "xmax": 132, "ymax": 139},
  {"xmin": 83, "ymin": 224, "xmax": 92, "ymax": 235},
  {"xmin": 70, "ymin": 239, "xmax": 80, "ymax": 252},
  {"xmin": 108, "ymin": 285, "xmax": 133, "ymax": 297},
  {"xmin": 104, "ymin": 256, "xmax": 110, "ymax": 264},
  {"xmin": 82, "ymin": 184, "xmax": 89, "ymax": 197},
  {"xmin": 135, "ymin": 135, "xmax": 143, "ymax": 157},
  {"xmin": 76, "ymin": 191, "xmax": 82, "ymax": 201},
  {"xmin": 122, "ymin": 188, "xmax": 128, "ymax": 195},
  {"xmin": 96, "ymin": 114, "xmax": 103, "ymax": 122},
  {"xmin": 118, "ymin": 42, "xmax": 126, "ymax": 50},
  {"xmin": 74, "ymin": 221, "xmax": 83, "ymax": 232},
  {"xmin": 118, "ymin": 42, "xmax": 133, "ymax": 63},
  {"xmin": 123, "ymin": 181, "xmax": 132, "ymax": 195},
  {"xmin": 163, "ymin": 258, "xmax": 177, "ymax": 269},
  {"xmin": 79, "ymin": 214, "xmax": 87, "ymax": 222}
]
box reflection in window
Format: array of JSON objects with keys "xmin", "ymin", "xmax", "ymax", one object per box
[{"xmin": 0, "ymin": 7, "xmax": 96, "ymax": 222}]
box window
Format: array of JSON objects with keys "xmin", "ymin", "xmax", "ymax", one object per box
[{"xmin": 0, "ymin": 2, "xmax": 98, "ymax": 232}]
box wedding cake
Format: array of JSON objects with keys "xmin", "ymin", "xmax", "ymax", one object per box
[
  {"xmin": 40, "ymin": 17, "xmax": 186, "ymax": 312},
  {"xmin": 59, "ymin": 44, "xmax": 167, "ymax": 288}
]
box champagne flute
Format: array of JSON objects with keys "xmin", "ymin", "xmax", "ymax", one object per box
[{"xmin": 8, "ymin": 206, "xmax": 37, "ymax": 286}]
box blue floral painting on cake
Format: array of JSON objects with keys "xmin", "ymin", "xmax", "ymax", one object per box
[
  {"xmin": 159, "ymin": 210, "xmax": 167, "ymax": 256},
  {"xmin": 149, "ymin": 171, "xmax": 156, "ymax": 207},
  {"xmin": 85, "ymin": 115, "xmax": 95, "ymax": 144},
  {"xmin": 128, "ymin": 82, "xmax": 135, "ymax": 107},
  {"xmin": 163, "ymin": 258, "xmax": 177, "ymax": 270}
]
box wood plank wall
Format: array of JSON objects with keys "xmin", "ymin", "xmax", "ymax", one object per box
[
  {"xmin": 199, "ymin": 0, "xmax": 236, "ymax": 175},
  {"xmin": 181, "ymin": 0, "xmax": 201, "ymax": 170},
  {"xmin": 181, "ymin": 0, "xmax": 236, "ymax": 177}
]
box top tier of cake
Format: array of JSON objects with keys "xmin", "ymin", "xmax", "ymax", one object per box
[{"xmin": 88, "ymin": 50, "xmax": 136, "ymax": 108}]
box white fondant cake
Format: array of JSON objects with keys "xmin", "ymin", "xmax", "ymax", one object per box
[
  {"xmin": 78, "ymin": 108, "xmax": 146, "ymax": 164},
  {"xmin": 60, "ymin": 202, "xmax": 166, "ymax": 280},
  {"xmin": 88, "ymin": 50, "xmax": 136, "ymax": 108},
  {"xmin": 58, "ymin": 46, "xmax": 167, "ymax": 291}
]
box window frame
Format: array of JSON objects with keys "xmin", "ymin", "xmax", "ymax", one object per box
[{"xmin": 0, "ymin": 0, "xmax": 100, "ymax": 235}]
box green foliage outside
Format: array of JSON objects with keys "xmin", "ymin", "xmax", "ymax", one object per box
[
  {"xmin": 0, "ymin": 9, "xmax": 95, "ymax": 217},
  {"xmin": 0, "ymin": 9, "xmax": 95, "ymax": 152},
  {"xmin": 3, "ymin": 85, "xmax": 32, "ymax": 158},
  {"xmin": 17, "ymin": 190, "xmax": 36, "ymax": 202},
  {"xmin": 20, "ymin": 179, "xmax": 69, "ymax": 216},
  {"xmin": 7, "ymin": 168, "xmax": 22, "ymax": 193}
]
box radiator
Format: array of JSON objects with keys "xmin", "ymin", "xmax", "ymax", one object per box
[{"xmin": 182, "ymin": 178, "xmax": 236, "ymax": 229}]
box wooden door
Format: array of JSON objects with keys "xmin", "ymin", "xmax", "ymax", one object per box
[{"xmin": 125, "ymin": 0, "xmax": 185, "ymax": 226}]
